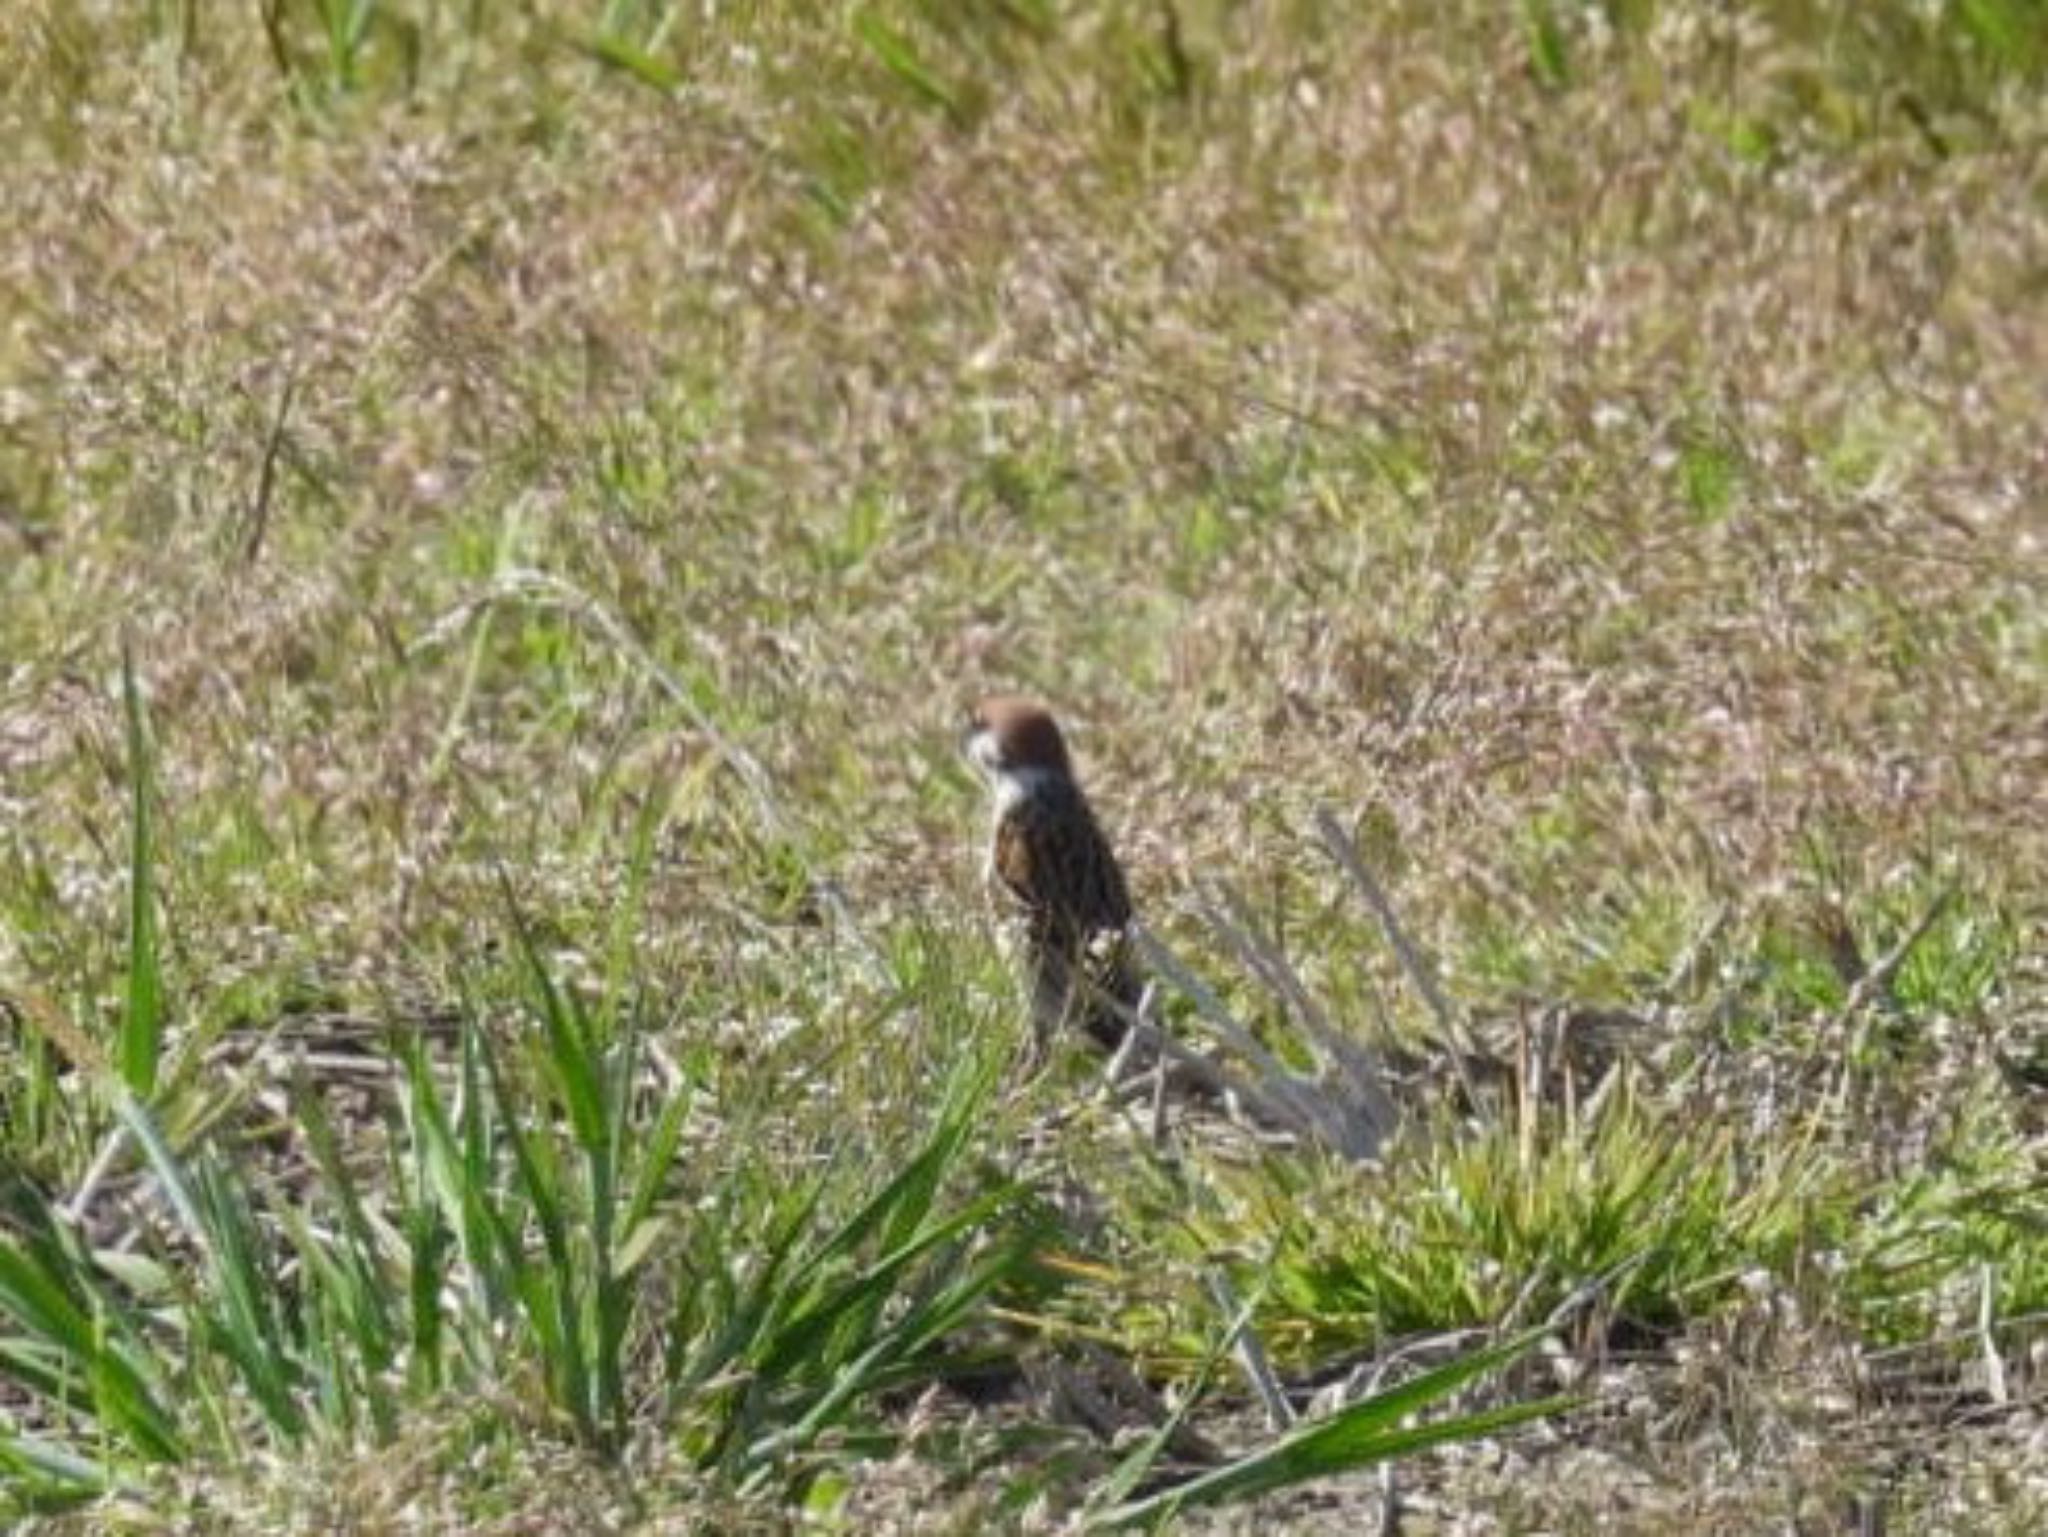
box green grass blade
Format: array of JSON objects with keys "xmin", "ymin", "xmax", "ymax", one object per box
[
  {"xmin": 577, "ymin": 29, "xmax": 681, "ymax": 94},
  {"xmin": 0, "ymin": 1431, "xmax": 111, "ymax": 1509},
  {"xmin": 742, "ymin": 1220, "xmax": 1041, "ymax": 1474},
  {"xmin": 1521, "ymin": 0, "xmax": 1571, "ymax": 90},
  {"xmin": 118, "ymin": 1100, "xmax": 307, "ymax": 1437},
  {"xmin": 1096, "ymin": 1327, "xmax": 1571, "ymax": 1525},
  {"xmin": 1091, "ymin": 1269, "xmax": 1265, "ymax": 1513},
  {"xmin": 754, "ymin": 1181, "xmax": 1019, "ymax": 1382},
  {"xmin": 1101, "ymin": 1393, "xmax": 1576, "ymax": 1526},
  {"xmin": 852, "ymin": 11, "xmax": 961, "ymax": 120},
  {"xmin": 472, "ymin": 1019, "xmax": 597, "ymax": 1444},
  {"xmin": 802, "ymin": 1052, "xmax": 992, "ymax": 1279},
  {"xmin": 502, "ymin": 881, "xmax": 608, "ymax": 1155},
  {"xmin": 119, "ymin": 641, "xmax": 163, "ymax": 1098},
  {"xmin": 0, "ymin": 1222, "xmax": 185, "ymax": 1463},
  {"xmin": 621, "ymin": 1070, "xmax": 692, "ymax": 1255}
]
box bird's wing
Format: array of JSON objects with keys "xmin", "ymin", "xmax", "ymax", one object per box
[
  {"xmin": 994, "ymin": 788, "xmax": 1131, "ymax": 942},
  {"xmin": 990, "ymin": 805, "xmax": 1043, "ymax": 916},
  {"xmin": 992, "ymin": 787, "xmax": 1141, "ymax": 1053}
]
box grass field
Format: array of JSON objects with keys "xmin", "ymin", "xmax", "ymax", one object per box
[{"xmin": 4, "ymin": 1, "xmax": 2046, "ymax": 1529}]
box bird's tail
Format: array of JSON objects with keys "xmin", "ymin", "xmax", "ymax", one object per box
[{"xmin": 1031, "ymin": 929, "xmax": 1141, "ymax": 1059}]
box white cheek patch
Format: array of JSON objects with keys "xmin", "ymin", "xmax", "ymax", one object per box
[{"xmin": 992, "ymin": 764, "xmax": 1056, "ymax": 813}]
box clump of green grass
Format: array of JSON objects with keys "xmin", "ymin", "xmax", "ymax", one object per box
[
  {"xmin": 1259, "ymin": 1085, "xmax": 1829, "ymax": 1351},
  {"xmin": 0, "ymin": 958, "xmax": 1047, "ymax": 1515},
  {"xmin": 1080, "ymin": 1068, "xmax": 1834, "ymax": 1370},
  {"xmin": 0, "ymin": 718, "xmax": 1054, "ymax": 1513}
]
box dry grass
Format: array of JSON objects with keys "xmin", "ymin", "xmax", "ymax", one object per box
[{"xmin": 4, "ymin": 0, "xmax": 2047, "ymax": 1529}]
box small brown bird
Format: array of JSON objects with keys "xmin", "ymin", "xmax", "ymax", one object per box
[{"xmin": 963, "ymin": 695, "xmax": 1141, "ymax": 1060}]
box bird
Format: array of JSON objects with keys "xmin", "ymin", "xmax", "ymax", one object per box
[{"xmin": 962, "ymin": 695, "xmax": 1142, "ymax": 1062}]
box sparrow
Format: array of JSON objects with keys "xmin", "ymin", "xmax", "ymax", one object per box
[{"xmin": 963, "ymin": 695, "xmax": 1142, "ymax": 1060}]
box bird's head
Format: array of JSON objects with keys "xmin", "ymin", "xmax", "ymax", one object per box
[{"xmin": 963, "ymin": 695, "xmax": 1076, "ymax": 793}]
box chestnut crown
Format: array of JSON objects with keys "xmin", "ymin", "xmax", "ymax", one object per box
[{"xmin": 964, "ymin": 695, "xmax": 1076, "ymax": 781}]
